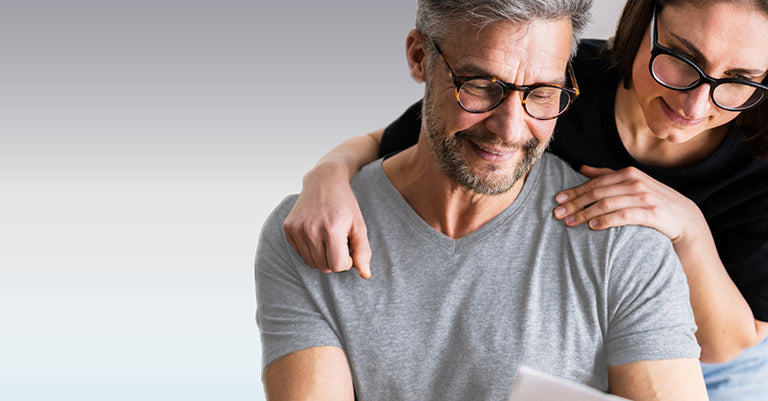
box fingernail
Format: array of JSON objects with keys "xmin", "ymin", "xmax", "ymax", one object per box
[
  {"xmin": 556, "ymin": 193, "xmax": 568, "ymax": 202},
  {"xmin": 565, "ymin": 216, "xmax": 576, "ymax": 224},
  {"xmin": 589, "ymin": 219, "xmax": 599, "ymax": 228},
  {"xmin": 554, "ymin": 206, "xmax": 566, "ymax": 218},
  {"xmin": 360, "ymin": 265, "xmax": 371, "ymax": 279}
]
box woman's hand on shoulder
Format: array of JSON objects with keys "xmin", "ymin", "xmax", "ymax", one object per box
[
  {"xmin": 552, "ymin": 165, "xmax": 706, "ymax": 247},
  {"xmin": 283, "ymin": 163, "xmax": 371, "ymax": 279}
]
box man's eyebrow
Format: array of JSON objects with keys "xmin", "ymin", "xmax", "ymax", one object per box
[
  {"xmin": 453, "ymin": 62, "xmax": 495, "ymax": 77},
  {"xmin": 454, "ymin": 62, "xmax": 567, "ymax": 85},
  {"xmin": 672, "ymin": 33, "xmax": 768, "ymax": 77}
]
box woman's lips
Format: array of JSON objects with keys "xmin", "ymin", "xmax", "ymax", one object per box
[{"xmin": 660, "ymin": 98, "xmax": 706, "ymax": 127}]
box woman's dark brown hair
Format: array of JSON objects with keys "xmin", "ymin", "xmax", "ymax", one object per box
[{"xmin": 611, "ymin": 0, "xmax": 768, "ymax": 157}]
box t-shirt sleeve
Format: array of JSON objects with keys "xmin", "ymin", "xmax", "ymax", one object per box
[
  {"xmin": 604, "ymin": 226, "xmax": 701, "ymax": 366},
  {"xmin": 255, "ymin": 196, "xmax": 343, "ymax": 376},
  {"xmin": 379, "ymin": 100, "xmax": 424, "ymax": 158}
]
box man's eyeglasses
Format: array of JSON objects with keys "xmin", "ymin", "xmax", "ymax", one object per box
[
  {"xmin": 649, "ymin": 6, "xmax": 768, "ymax": 111},
  {"xmin": 431, "ymin": 41, "xmax": 579, "ymax": 120}
]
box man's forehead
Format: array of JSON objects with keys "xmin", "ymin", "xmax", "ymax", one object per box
[
  {"xmin": 440, "ymin": 18, "xmax": 572, "ymax": 81},
  {"xmin": 445, "ymin": 18, "xmax": 571, "ymax": 60}
]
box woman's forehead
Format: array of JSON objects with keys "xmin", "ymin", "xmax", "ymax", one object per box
[{"xmin": 660, "ymin": 2, "xmax": 768, "ymax": 72}]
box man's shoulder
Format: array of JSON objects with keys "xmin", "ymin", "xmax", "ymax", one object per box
[
  {"xmin": 272, "ymin": 194, "xmax": 299, "ymax": 218},
  {"xmin": 352, "ymin": 158, "xmax": 385, "ymax": 181},
  {"xmin": 260, "ymin": 194, "xmax": 299, "ymax": 238},
  {"xmin": 538, "ymin": 154, "xmax": 676, "ymax": 256},
  {"xmin": 538, "ymin": 152, "xmax": 590, "ymax": 187},
  {"xmin": 350, "ymin": 159, "xmax": 389, "ymax": 200}
]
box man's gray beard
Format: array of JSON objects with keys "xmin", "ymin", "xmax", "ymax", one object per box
[{"xmin": 423, "ymin": 86, "xmax": 548, "ymax": 196}]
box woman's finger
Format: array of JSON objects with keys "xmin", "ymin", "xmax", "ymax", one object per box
[
  {"xmin": 579, "ymin": 165, "xmax": 615, "ymax": 178},
  {"xmin": 559, "ymin": 193, "xmax": 656, "ymax": 227},
  {"xmin": 285, "ymin": 224, "xmax": 320, "ymax": 270},
  {"xmin": 554, "ymin": 178, "xmax": 651, "ymax": 220},
  {"xmin": 586, "ymin": 206, "xmax": 654, "ymax": 231},
  {"xmin": 323, "ymin": 228, "xmax": 354, "ymax": 273},
  {"xmin": 556, "ymin": 167, "xmax": 646, "ymax": 204}
]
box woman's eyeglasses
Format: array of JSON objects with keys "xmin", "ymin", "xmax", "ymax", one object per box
[{"xmin": 649, "ymin": 6, "xmax": 768, "ymax": 111}]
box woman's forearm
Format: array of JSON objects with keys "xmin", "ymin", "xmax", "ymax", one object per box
[
  {"xmin": 283, "ymin": 129, "xmax": 384, "ymax": 277},
  {"xmin": 309, "ymin": 129, "xmax": 385, "ymax": 184},
  {"xmin": 674, "ymin": 216, "xmax": 768, "ymax": 363}
]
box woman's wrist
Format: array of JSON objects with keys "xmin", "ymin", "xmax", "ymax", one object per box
[
  {"xmin": 670, "ymin": 202, "xmax": 711, "ymax": 253},
  {"xmin": 305, "ymin": 158, "xmax": 356, "ymax": 189}
]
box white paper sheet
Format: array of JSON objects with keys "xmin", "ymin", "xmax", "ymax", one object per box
[{"xmin": 508, "ymin": 366, "xmax": 631, "ymax": 401}]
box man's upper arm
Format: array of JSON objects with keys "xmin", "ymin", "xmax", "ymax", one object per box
[
  {"xmin": 607, "ymin": 358, "xmax": 708, "ymax": 401},
  {"xmin": 264, "ymin": 346, "xmax": 354, "ymax": 401},
  {"xmin": 257, "ymin": 199, "xmax": 351, "ymax": 399}
]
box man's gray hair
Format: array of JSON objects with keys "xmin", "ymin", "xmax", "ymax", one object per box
[{"xmin": 415, "ymin": 0, "xmax": 592, "ymax": 56}]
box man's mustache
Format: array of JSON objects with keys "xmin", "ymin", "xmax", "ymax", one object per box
[{"xmin": 453, "ymin": 130, "xmax": 540, "ymax": 152}]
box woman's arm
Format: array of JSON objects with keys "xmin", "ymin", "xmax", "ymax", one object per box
[
  {"xmin": 282, "ymin": 101, "xmax": 423, "ymax": 278},
  {"xmin": 672, "ymin": 215, "xmax": 768, "ymax": 362},
  {"xmin": 553, "ymin": 165, "xmax": 768, "ymax": 363},
  {"xmin": 283, "ymin": 129, "xmax": 385, "ymax": 279}
]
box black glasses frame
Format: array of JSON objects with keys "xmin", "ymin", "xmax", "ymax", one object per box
[
  {"xmin": 431, "ymin": 41, "xmax": 579, "ymax": 120},
  {"xmin": 648, "ymin": 5, "xmax": 768, "ymax": 111}
]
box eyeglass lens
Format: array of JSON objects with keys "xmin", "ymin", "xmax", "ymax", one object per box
[
  {"xmin": 457, "ymin": 79, "xmax": 572, "ymax": 119},
  {"xmin": 652, "ymin": 54, "xmax": 764, "ymax": 109}
]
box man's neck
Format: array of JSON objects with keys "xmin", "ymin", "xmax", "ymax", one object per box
[{"xmin": 381, "ymin": 140, "xmax": 526, "ymax": 240}]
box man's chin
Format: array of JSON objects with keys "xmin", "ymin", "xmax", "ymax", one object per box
[
  {"xmin": 454, "ymin": 169, "xmax": 521, "ymax": 196},
  {"xmin": 462, "ymin": 149, "xmax": 543, "ymax": 195}
]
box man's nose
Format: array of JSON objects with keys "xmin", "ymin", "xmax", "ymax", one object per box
[{"xmin": 483, "ymin": 93, "xmax": 531, "ymax": 143}]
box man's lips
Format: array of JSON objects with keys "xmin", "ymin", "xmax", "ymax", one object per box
[{"xmin": 470, "ymin": 141, "xmax": 515, "ymax": 162}]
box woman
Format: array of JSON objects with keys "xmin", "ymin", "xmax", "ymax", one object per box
[{"xmin": 282, "ymin": 0, "xmax": 768, "ymax": 399}]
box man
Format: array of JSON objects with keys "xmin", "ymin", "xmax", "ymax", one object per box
[{"xmin": 256, "ymin": 0, "xmax": 708, "ymax": 400}]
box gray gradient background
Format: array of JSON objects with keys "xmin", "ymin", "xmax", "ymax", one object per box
[{"xmin": 1, "ymin": 1, "xmax": 620, "ymax": 400}]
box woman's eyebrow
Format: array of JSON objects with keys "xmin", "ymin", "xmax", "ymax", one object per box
[
  {"xmin": 670, "ymin": 33, "xmax": 705, "ymax": 60},
  {"xmin": 672, "ymin": 32, "xmax": 767, "ymax": 77}
]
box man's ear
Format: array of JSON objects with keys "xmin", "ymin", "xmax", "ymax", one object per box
[{"xmin": 406, "ymin": 29, "xmax": 428, "ymax": 83}]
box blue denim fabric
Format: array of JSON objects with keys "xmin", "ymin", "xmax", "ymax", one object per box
[{"xmin": 701, "ymin": 336, "xmax": 768, "ymax": 401}]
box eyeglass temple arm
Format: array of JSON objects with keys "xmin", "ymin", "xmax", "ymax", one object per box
[
  {"xmin": 650, "ymin": 5, "xmax": 657, "ymax": 52},
  {"xmin": 567, "ymin": 62, "xmax": 580, "ymax": 94}
]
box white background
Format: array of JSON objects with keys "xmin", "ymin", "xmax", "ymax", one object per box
[{"xmin": 1, "ymin": 1, "xmax": 622, "ymax": 400}]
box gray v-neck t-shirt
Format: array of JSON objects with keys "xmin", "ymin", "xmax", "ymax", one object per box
[{"xmin": 256, "ymin": 152, "xmax": 699, "ymax": 400}]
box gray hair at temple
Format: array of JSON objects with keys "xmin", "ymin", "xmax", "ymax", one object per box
[{"xmin": 415, "ymin": 0, "xmax": 593, "ymax": 57}]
